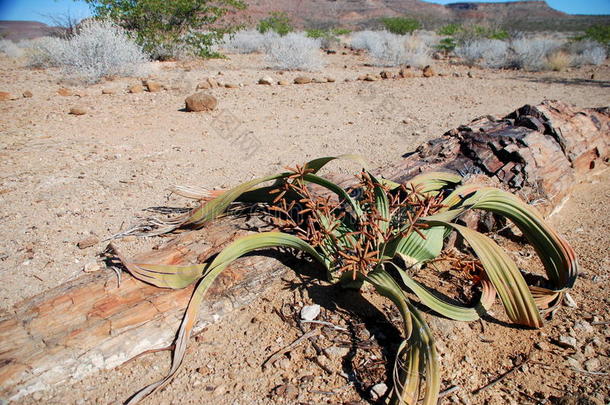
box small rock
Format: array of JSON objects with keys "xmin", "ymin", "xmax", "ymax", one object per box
[
  {"xmin": 274, "ymin": 384, "xmax": 298, "ymax": 400},
  {"xmin": 185, "ymin": 93, "xmax": 217, "ymax": 112},
  {"xmin": 574, "ymin": 320, "xmax": 594, "ymax": 333},
  {"xmin": 77, "ymin": 236, "xmax": 99, "ymax": 249},
  {"xmin": 128, "ymin": 84, "xmax": 144, "ymax": 93},
  {"xmin": 212, "ymin": 384, "xmax": 226, "ymax": 396},
  {"xmin": 0, "ymin": 91, "xmax": 13, "ymax": 101},
  {"xmin": 294, "ymin": 76, "xmax": 312, "ymax": 84},
  {"xmin": 563, "ymin": 292, "xmax": 577, "ymax": 308},
  {"xmin": 363, "ymin": 74, "xmax": 377, "ymax": 82},
  {"xmin": 422, "ymin": 65, "xmax": 435, "ymax": 77},
  {"xmin": 83, "ymin": 261, "xmax": 104, "ymax": 273},
  {"xmin": 22, "ymin": 90, "xmax": 33, "ymax": 98},
  {"xmin": 57, "ymin": 87, "xmax": 73, "ymax": 96},
  {"xmin": 258, "ymin": 76, "xmax": 273, "ymax": 85},
  {"xmin": 453, "ymin": 72, "xmax": 461, "ymax": 77},
  {"xmin": 399, "ymin": 67, "xmax": 415, "ymax": 78},
  {"xmin": 370, "ymin": 383, "xmax": 388, "ymax": 400},
  {"xmin": 380, "ymin": 70, "xmax": 393, "ymax": 79},
  {"xmin": 277, "ymin": 80, "xmax": 290, "ymax": 86},
  {"xmin": 357, "ymin": 75, "xmax": 366, "ymax": 81},
  {"xmin": 69, "ymin": 107, "xmax": 87, "ymax": 115},
  {"xmin": 325, "ymin": 77, "xmax": 335, "ymax": 83},
  {"xmin": 557, "ymin": 394, "xmax": 603, "ymax": 405},
  {"xmin": 583, "ymin": 357, "xmax": 601, "ymax": 372},
  {"xmin": 101, "ymin": 89, "xmax": 115, "ymax": 95},
  {"xmin": 300, "ymin": 304, "xmax": 320, "ymax": 321},
  {"xmin": 583, "ymin": 344, "xmax": 595, "ymax": 357},
  {"xmin": 534, "ymin": 341, "xmax": 549, "ymax": 351},
  {"xmin": 274, "ymin": 357, "xmax": 291, "ymax": 369},
  {"xmin": 312, "ymin": 77, "xmax": 326, "ymax": 83},
  {"xmin": 224, "ymin": 83, "xmax": 239, "ymax": 88},
  {"xmin": 467, "ymin": 71, "xmax": 474, "ymax": 78},
  {"xmin": 326, "ymin": 346, "xmax": 349, "ymax": 358},
  {"xmin": 143, "ymin": 80, "xmax": 163, "ymax": 92},
  {"xmin": 196, "ymin": 81, "xmax": 211, "ymax": 90},
  {"xmin": 557, "ymin": 335, "xmax": 577, "ymax": 349}
]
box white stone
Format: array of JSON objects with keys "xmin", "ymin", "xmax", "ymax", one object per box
[
  {"xmin": 370, "ymin": 383, "xmax": 388, "ymax": 400},
  {"xmin": 300, "ymin": 304, "xmax": 320, "ymax": 321}
]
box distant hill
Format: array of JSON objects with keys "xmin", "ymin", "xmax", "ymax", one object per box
[
  {"xmin": 1, "ymin": 1, "xmax": 608, "ymax": 41},
  {"xmin": 0, "ymin": 21, "xmax": 64, "ymax": 41},
  {"xmin": 228, "ymin": 0, "xmax": 610, "ymax": 31}
]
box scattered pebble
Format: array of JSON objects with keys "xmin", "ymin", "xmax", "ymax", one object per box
[
  {"xmin": 300, "ymin": 304, "xmax": 320, "ymax": 321},
  {"xmin": 69, "ymin": 107, "xmax": 87, "ymax": 116},
  {"xmin": 370, "ymin": 383, "xmax": 388, "ymax": 400},
  {"xmin": 185, "ymin": 93, "xmax": 218, "ymax": 112},
  {"xmin": 77, "ymin": 236, "xmax": 99, "ymax": 249}
]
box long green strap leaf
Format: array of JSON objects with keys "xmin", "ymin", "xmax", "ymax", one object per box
[
  {"xmin": 365, "ymin": 268, "xmax": 440, "ymax": 405},
  {"xmin": 427, "ymin": 220, "xmax": 543, "ymax": 328},
  {"xmin": 430, "ymin": 186, "xmax": 578, "ymax": 290},
  {"xmin": 387, "ymin": 262, "xmax": 496, "ymax": 322},
  {"xmin": 126, "ymin": 232, "xmax": 327, "ymax": 404}
]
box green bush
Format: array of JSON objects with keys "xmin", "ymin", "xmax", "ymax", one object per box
[
  {"xmin": 437, "ymin": 23, "xmax": 461, "ymax": 36},
  {"xmin": 435, "ymin": 37, "xmax": 457, "ymax": 55},
  {"xmin": 258, "ymin": 12, "xmax": 293, "ymax": 36},
  {"xmin": 331, "ymin": 28, "xmax": 351, "ymax": 36},
  {"xmin": 380, "ymin": 16, "xmax": 421, "ymax": 35},
  {"xmin": 80, "ymin": 0, "xmax": 246, "ymax": 60},
  {"xmin": 577, "ymin": 24, "xmax": 610, "ymax": 50},
  {"xmin": 305, "ymin": 28, "xmax": 326, "ymax": 39}
]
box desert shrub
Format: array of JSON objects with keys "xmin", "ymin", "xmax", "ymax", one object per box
[
  {"xmin": 569, "ymin": 40, "xmax": 607, "ymax": 66},
  {"xmin": 27, "ymin": 20, "xmax": 148, "ymax": 82},
  {"xmin": 350, "ymin": 30, "xmax": 382, "ymax": 50},
  {"xmin": 81, "ymin": 0, "xmax": 246, "ymax": 59},
  {"xmin": 576, "ymin": 24, "xmax": 610, "ymax": 51},
  {"xmin": 403, "ymin": 34, "xmax": 432, "ymax": 67},
  {"xmin": 351, "ymin": 30, "xmax": 430, "ymax": 67},
  {"xmin": 380, "ymin": 16, "xmax": 421, "ymax": 35},
  {"xmin": 258, "ymin": 12, "xmax": 293, "ymax": 36},
  {"xmin": 455, "ymin": 39, "xmax": 509, "ymax": 68},
  {"xmin": 265, "ymin": 32, "xmax": 324, "ymax": 71},
  {"xmin": 223, "ymin": 29, "xmax": 266, "ymax": 54},
  {"xmin": 435, "ymin": 37, "xmax": 457, "ymax": 55},
  {"xmin": 451, "ymin": 23, "xmax": 509, "ymax": 44},
  {"xmin": 546, "ymin": 50, "xmax": 572, "ymax": 71},
  {"xmin": 331, "ymin": 28, "xmax": 351, "ymax": 36},
  {"xmin": 306, "ymin": 29, "xmax": 340, "ymax": 49},
  {"xmin": 0, "ymin": 39, "xmax": 23, "ymax": 58},
  {"xmin": 437, "ymin": 23, "xmax": 461, "ymax": 36},
  {"xmin": 510, "ymin": 37, "xmax": 564, "ymax": 71}
]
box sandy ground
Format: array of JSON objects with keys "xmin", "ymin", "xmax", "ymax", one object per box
[{"xmin": 1, "ymin": 49, "xmax": 609, "ymax": 404}]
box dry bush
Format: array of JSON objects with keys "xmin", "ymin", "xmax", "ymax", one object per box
[
  {"xmin": 0, "ymin": 39, "xmax": 24, "ymax": 58},
  {"xmin": 546, "ymin": 51, "xmax": 572, "ymax": 71},
  {"xmin": 455, "ymin": 39, "xmax": 509, "ymax": 68},
  {"xmin": 27, "ymin": 19, "xmax": 148, "ymax": 82},
  {"xmin": 570, "ymin": 40, "xmax": 607, "ymax": 66},
  {"xmin": 510, "ymin": 37, "xmax": 564, "ymax": 71},
  {"xmin": 222, "ymin": 29, "xmax": 279, "ymax": 54},
  {"xmin": 265, "ymin": 32, "xmax": 324, "ymax": 71},
  {"xmin": 351, "ymin": 30, "xmax": 431, "ymax": 67}
]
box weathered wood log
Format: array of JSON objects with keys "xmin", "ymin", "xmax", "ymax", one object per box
[{"xmin": 1, "ymin": 100, "xmax": 608, "ymax": 401}]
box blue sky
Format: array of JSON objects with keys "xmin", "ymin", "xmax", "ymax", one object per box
[{"xmin": 0, "ymin": 0, "xmax": 608, "ymax": 24}]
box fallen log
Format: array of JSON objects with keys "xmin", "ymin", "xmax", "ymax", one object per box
[{"xmin": 1, "ymin": 100, "xmax": 608, "ymax": 401}]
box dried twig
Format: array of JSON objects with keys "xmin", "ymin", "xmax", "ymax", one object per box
[
  {"xmin": 262, "ymin": 329, "xmax": 320, "ymax": 370},
  {"xmin": 472, "ymin": 353, "xmax": 530, "ymax": 395}
]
